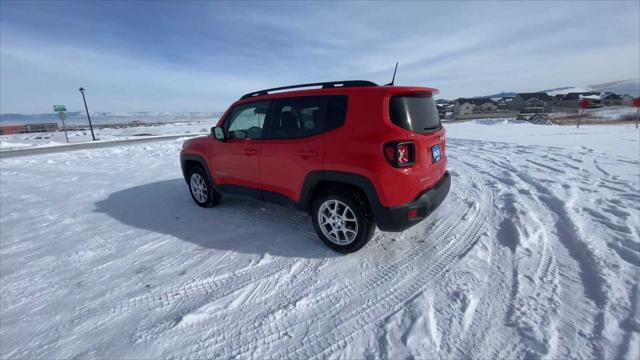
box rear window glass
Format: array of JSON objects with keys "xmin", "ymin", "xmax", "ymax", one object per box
[
  {"xmin": 271, "ymin": 97, "xmax": 323, "ymax": 139},
  {"xmin": 389, "ymin": 93, "xmax": 441, "ymax": 133},
  {"xmin": 325, "ymin": 96, "xmax": 348, "ymax": 131}
]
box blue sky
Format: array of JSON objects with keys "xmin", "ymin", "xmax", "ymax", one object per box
[{"xmin": 1, "ymin": 1, "xmax": 638, "ymax": 114}]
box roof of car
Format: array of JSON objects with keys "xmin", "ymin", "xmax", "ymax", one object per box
[{"xmin": 236, "ymin": 81, "xmax": 439, "ymax": 104}]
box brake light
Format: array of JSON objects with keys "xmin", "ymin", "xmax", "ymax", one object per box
[
  {"xmin": 397, "ymin": 143, "xmax": 410, "ymax": 164},
  {"xmin": 383, "ymin": 141, "xmax": 415, "ymax": 167}
]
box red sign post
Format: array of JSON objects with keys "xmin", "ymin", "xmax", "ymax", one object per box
[
  {"xmin": 578, "ymin": 99, "xmax": 590, "ymax": 128},
  {"xmin": 633, "ymin": 97, "xmax": 640, "ymax": 129}
]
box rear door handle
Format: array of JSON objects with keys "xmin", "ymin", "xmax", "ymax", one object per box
[
  {"xmin": 297, "ymin": 150, "xmax": 317, "ymax": 159},
  {"xmin": 244, "ymin": 149, "xmax": 258, "ymax": 156}
]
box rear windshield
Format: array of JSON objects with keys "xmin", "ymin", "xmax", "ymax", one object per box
[{"xmin": 389, "ymin": 93, "xmax": 441, "ymax": 133}]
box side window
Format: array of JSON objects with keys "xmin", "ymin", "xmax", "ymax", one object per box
[
  {"xmin": 271, "ymin": 97, "xmax": 324, "ymax": 139},
  {"xmin": 325, "ymin": 96, "xmax": 348, "ymax": 132},
  {"xmin": 225, "ymin": 101, "xmax": 269, "ymax": 139}
]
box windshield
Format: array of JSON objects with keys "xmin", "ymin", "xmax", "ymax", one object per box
[{"xmin": 389, "ymin": 93, "xmax": 441, "ymax": 133}]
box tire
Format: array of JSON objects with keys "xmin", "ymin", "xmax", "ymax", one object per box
[
  {"xmin": 187, "ymin": 166, "xmax": 221, "ymax": 208},
  {"xmin": 312, "ymin": 190, "xmax": 376, "ymax": 253}
]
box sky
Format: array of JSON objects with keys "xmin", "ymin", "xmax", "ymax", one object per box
[{"xmin": 1, "ymin": 1, "xmax": 639, "ymax": 114}]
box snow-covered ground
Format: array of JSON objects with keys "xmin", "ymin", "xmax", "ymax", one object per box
[
  {"xmin": 446, "ymin": 120, "xmax": 639, "ymax": 158},
  {"xmin": 0, "ymin": 121, "xmax": 213, "ymax": 150},
  {"xmin": 1, "ymin": 121, "xmax": 639, "ymax": 359},
  {"xmin": 547, "ymin": 106, "xmax": 639, "ymax": 121}
]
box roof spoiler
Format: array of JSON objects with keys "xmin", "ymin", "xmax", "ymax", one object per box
[{"xmin": 240, "ymin": 80, "xmax": 377, "ymax": 99}]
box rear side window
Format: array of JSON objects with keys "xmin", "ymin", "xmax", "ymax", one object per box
[
  {"xmin": 268, "ymin": 95, "xmax": 348, "ymax": 139},
  {"xmin": 271, "ymin": 97, "xmax": 323, "ymax": 139},
  {"xmin": 389, "ymin": 93, "xmax": 441, "ymax": 133}
]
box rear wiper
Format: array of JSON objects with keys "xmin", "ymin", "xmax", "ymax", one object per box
[{"xmin": 423, "ymin": 126, "xmax": 441, "ymax": 130}]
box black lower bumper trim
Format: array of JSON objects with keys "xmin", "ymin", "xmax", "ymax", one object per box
[{"xmin": 374, "ymin": 171, "xmax": 451, "ymax": 232}]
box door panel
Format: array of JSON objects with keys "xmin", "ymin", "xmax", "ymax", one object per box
[
  {"xmin": 259, "ymin": 96, "xmax": 327, "ymax": 202},
  {"xmin": 210, "ymin": 101, "xmax": 269, "ymax": 189},
  {"xmin": 211, "ymin": 138, "xmax": 262, "ymax": 189},
  {"xmin": 260, "ymin": 136, "xmax": 323, "ymax": 201}
]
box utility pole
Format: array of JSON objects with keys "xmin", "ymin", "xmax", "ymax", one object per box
[{"xmin": 79, "ymin": 87, "xmax": 96, "ymax": 141}]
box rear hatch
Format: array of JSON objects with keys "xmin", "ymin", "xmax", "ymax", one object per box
[{"xmin": 388, "ymin": 92, "xmax": 447, "ymax": 189}]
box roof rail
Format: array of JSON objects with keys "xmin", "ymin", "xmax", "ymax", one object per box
[{"xmin": 240, "ymin": 80, "xmax": 377, "ymax": 99}]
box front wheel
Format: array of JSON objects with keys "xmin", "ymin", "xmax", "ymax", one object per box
[
  {"xmin": 312, "ymin": 191, "xmax": 375, "ymax": 253},
  {"xmin": 188, "ymin": 167, "xmax": 221, "ymax": 208}
]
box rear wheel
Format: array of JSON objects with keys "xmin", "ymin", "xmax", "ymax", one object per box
[
  {"xmin": 312, "ymin": 191, "xmax": 375, "ymax": 253},
  {"xmin": 188, "ymin": 166, "xmax": 221, "ymax": 208}
]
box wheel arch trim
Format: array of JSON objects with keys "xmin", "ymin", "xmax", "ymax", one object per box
[
  {"xmin": 299, "ymin": 170, "xmax": 387, "ymax": 225},
  {"xmin": 180, "ymin": 154, "xmax": 217, "ymax": 189}
]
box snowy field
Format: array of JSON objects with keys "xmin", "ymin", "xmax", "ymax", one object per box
[
  {"xmin": 548, "ymin": 106, "xmax": 639, "ymax": 121},
  {"xmin": 0, "ymin": 121, "xmax": 212, "ymax": 150},
  {"xmin": 1, "ymin": 121, "xmax": 639, "ymax": 359}
]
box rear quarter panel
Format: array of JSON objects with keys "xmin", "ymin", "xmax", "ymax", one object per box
[{"xmin": 324, "ymin": 88, "xmax": 447, "ymax": 208}]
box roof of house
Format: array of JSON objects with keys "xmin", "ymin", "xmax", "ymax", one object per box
[
  {"xmin": 455, "ymin": 98, "xmax": 497, "ymax": 106},
  {"xmin": 560, "ymin": 92, "xmax": 600, "ymax": 100},
  {"xmin": 600, "ymin": 93, "xmax": 622, "ymax": 100},
  {"xmin": 516, "ymin": 92, "xmax": 553, "ymax": 101},
  {"xmin": 580, "ymin": 94, "xmax": 601, "ymax": 100}
]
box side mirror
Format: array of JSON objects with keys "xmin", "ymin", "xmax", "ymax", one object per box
[{"xmin": 211, "ymin": 126, "xmax": 225, "ymax": 140}]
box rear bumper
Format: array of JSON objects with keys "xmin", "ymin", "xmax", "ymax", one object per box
[{"xmin": 374, "ymin": 171, "xmax": 451, "ymax": 232}]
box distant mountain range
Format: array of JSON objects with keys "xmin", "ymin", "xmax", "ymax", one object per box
[
  {"xmin": 0, "ymin": 111, "xmax": 223, "ymax": 125},
  {"xmin": 542, "ymin": 79, "xmax": 639, "ymax": 97},
  {"xmin": 474, "ymin": 78, "xmax": 639, "ymax": 100},
  {"xmin": 472, "ymin": 92, "xmax": 517, "ymax": 99}
]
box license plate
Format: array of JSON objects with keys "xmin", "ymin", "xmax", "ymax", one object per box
[{"xmin": 431, "ymin": 144, "xmax": 441, "ymax": 162}]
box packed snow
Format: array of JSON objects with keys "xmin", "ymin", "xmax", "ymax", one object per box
[{"xmin": 1, "ymin": 121, "xmax": 639, "ymax": 359}]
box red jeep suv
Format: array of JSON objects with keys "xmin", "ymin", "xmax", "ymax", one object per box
[{"xmin": 180, "ymin": 80, "xmax": 450, "ymax": 252}]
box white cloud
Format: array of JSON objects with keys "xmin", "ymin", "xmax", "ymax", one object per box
[{"xmin": 1, "ymin": 1, "xmax": 638, "ymax": 113}]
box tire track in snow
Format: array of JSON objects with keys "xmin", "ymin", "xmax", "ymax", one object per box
[
  {"xmin": 446, "ymin": 139, "xmax": 619, "ymax": 359},
  {"xmin": 517, "ymin": 171, "xmax": 608, "ymax": 357},
  {"xmin": 443, "ymin": 150, "xmax": 539, "ymax": 359},
  {"xmin": 262, "ymin": 162, "xmax": 488, "ymax": 359},
  {"xmin": 181, "ymin": 200, "xmax": 477, "ymax": 358},
  {"xmin": 175, "ymin": 166, "xmax": 487, "ymax": 358},
  {"xmin": 72, "ymin": 255, "xmax": 295, "ymax": 321}
]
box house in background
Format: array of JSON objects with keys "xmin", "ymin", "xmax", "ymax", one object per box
[
  {"xmin": 555, "ymin": 92, "xmax": 625, "ymax": 108},
  {"xmin": 600, "ymin": 93, "xmax": 623, "ymax": 106},
  {"xmin": 510, "ymin": 93, "xmax": 554, "ymax": 112},
  {"xmin": 555, "ymin": 92, "xmax": 598, "ymax": 108},
  {"xmin": 493, "ymin": 96, "xmax": 513, "ymax": 110},
  {"xmin": 454, "ymin": 98, "xmax": 498, "ymax": 116},
  {"xmin": 435, "ymin": 99, "xmax": 455, "ymax": 119},
  {"xmin": 0, "ymin": 123, "xmax": 59, "ymax": 135},
  {"xmin": 579, "ymin": 94, "xmax": 603, "ymax": 108},
  {"xmin": 0, "ymin": 125, "xmax": 26, "ymax": 135},
  {"xmin": 622, "ymin": 94, "xmax": 635, "ymax": 105}
]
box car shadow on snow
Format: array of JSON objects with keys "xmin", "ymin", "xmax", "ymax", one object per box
[{"xmin": 94, "ymin": 179, "xmax": 338, "ymax": 259}]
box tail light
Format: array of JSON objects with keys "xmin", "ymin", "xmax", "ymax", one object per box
[{"xmin": 383, "ymin": 141, "xmax": 415, "ymax": 167}]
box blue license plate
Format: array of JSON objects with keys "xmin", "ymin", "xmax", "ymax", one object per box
[{"xmin": 432, "ymin": 144, "xmax": 441, "ymax": 162}]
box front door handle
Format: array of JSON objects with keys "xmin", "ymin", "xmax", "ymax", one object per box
[
  {"xmin": 297, "ymin": 150, "xmax": 317, "ymax": 159},
  {"xmin": 244, "ymin": 149, "xmax": 258, "ymax": 156}
]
